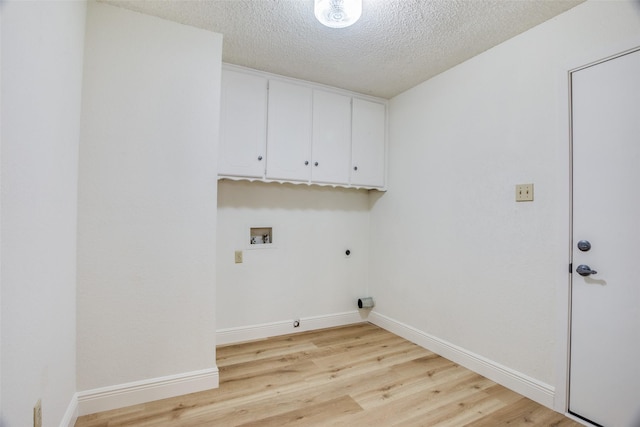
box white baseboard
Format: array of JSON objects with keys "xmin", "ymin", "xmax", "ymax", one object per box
[
  {"xmin": 368, "ymin": 311, "xmax": 555, "ymax": 408},
  {"xmin": 74, "ymin": 312, "xmax": 553, "ymax": 418},
  {"xmin": 217, "ymin": 310, "xmax": 366, "ymax": 345},
  {"xmin": 77, "ymin": 367, "xmax": 219, "ymax": 416},
  {"xmin": 60, "ymin": 394, "xmax": 78, "ymax": 427}
]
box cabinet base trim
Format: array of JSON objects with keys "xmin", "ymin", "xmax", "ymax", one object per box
[{"xmin": 218, "ymin": 175, "xmax": 386, "ymax": 191}]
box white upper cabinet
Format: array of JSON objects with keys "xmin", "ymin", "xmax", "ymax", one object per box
[
  {"xmin": 266, "ymin": 80, "xmax": 313, "ymax": 182},
  {"xmin": 218, "ymin": 65, "xmax": 387, "ymax": 190},
  {"xmin": 218, "ymin": 69, "xmax": 267, "ymax": 178},
  {"xmin": 311, "ymin": 90, "xmax": 352, "ymax": 185},
  {"xmin": 351, "ymin": 98, "xmax": 386, "ymax": 188}
]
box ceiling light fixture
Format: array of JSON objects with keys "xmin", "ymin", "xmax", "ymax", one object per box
[{"xmin": 314, "ymin": 0, "xmax": 362, "ymax": 29}]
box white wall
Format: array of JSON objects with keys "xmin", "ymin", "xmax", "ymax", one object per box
[
  {"xmin": 370, "ymin": 0, "xmax": 640, "ymax": 397},
  {"xmin": 217, "ymin": 180, "xmax": 370, "ymax": 334},
  {"xmin": 1, "ymin": 1, "xmax": 86, "ymax": 426},
  {"xmin": 77, "ymin": 1, "xmax": 222, "ymax": 394}
]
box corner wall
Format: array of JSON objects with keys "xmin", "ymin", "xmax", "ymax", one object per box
[
  {"xmin": 369, "ymin": 0, "xmax": 640, "ymax": 406},
  {"xmin": 1, "ymin": 1, "xmax": 86, "ymax": 425},
  {"xmin": 76, "ymin": 2, "xmax": 222, "ymax": 411}
]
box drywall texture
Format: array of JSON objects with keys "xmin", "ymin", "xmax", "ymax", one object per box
[
  {"xmin": 1, "ymin": 1, "xmax": 86, "ymax": 425},
  {"xmin": 77, "ymin": 2, "xmax": 222, "ymax": 391},
  {"xmin": 370, "ymin": 0, "xmax": 640, "ymax": 388},
  {"xmin": 217, "ymin": 181, "xmax": 370, "ymax": 330}
]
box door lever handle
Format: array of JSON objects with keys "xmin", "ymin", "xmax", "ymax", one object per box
[{"xmin": 576, "ymin": 264, "xmax": 598, "ymax": 277}]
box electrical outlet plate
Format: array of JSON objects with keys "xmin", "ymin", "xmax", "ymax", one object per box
[
  {"xmin": 516, "ymin": 183, "xmax": 534, "ymax": 202},
  {"xmin": 234, "ymin": 250, "xmax": 243, "ymax": 263},
  {"xmin": 34, "ymin": 399, "xmax": 42, "ymax": 427}
]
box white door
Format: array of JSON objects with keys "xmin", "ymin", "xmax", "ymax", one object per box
[
  {"xmin": 266, "ymin": 80, "xmax": 313, "ymax": 182},
  {"xmin": 351, "ymin": 98, "xmax": 386, "ymax": 188},
  {"xmin": 218, "ymin": 69, "xmax": 267, "ymax": 178},
  {"xmin": 312, "ymin": 90, "xmax": 351, "ymax": 185},
  {"xmin": 570, "ymin": 48, "xmax": 640, "ymax": 427}
]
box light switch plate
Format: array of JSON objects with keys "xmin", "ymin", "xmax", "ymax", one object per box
[
  {"xmin": 516, "ymin": 184, "xmax": 534, "ymax": 202},
  {"xmin": 234, "ymin": 250, "xmax": 243, "ymax": 263}
]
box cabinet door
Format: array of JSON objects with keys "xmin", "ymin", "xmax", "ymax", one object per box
[
  {"xmin": 218, "ymin": 69, "xmax": 267, "ymax": 178},
  {"xmin": 311, "ymin": 90, "xmax": 352, "ymax": 185},
  {"xmin": 266, "ymin": 80, "xmax": 313, "ymax": 182},
  {"xmin": 351, "ymin": 98, "xmax": 386, "ymax": 188}
]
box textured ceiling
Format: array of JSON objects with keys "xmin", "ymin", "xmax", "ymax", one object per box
[{"xmin": 103, "ymin": 0, "xmax": 584, "ymax": 99}]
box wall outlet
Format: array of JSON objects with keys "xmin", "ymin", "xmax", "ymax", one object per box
[
  {"xmin": 234, "ymin": 250, "xmax": 243, "ymax": 263},
  {"xmin": 34, "ymin": 399, "xmax": 42, "ymax": 427},
  {"xmin": 515, "ymin": 183, "xmax": 534, "ymax": 202}
]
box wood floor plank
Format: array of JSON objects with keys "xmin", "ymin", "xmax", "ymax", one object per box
[
  {"xmin": 401, "ymin": 384, "xmax": 521, "ymax": 427},
  {"xmin": 75, "ymin": 323, "xmax": 582, "ymax": 427},
  {"xmin": 353, "ymin": 363, "xmax": 479, "ymax": 410},
  {"xmin": 236, "ymin": 395, "xmax": 363, "ymax": 427},
  {"xmin": 331, "ymin": 372, "xmax": 494, "ymax": 426},
  {"xmin": 467, "ymin": 396, "xmax": 580, "ymax": 427},
  {"xmin": 217, "ymin": 341, "xmax": 318, "ymax": 367}
]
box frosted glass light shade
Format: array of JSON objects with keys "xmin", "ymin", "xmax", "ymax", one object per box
[{"xmin": 314, "ymin": 0, "xmax": 362, "ymax": 28}]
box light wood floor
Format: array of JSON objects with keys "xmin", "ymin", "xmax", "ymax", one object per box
[{"xmin": 75, "ymin": 323, "xmax": 582, "ymax": 426}]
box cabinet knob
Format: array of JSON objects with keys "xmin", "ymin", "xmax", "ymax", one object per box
[
  {"xmin": 314, "ymin": 162, "xmax": 319, "ymax": 167},
  {"xmin": 304, "ymin": 160, "xmax": 309, "ymax": 166},
  {"xmin": 353, "ymin": 166, "xmax": 358, "ymax": 171},
  {"xmin": 257, "ymin": 155, "xmax": 263, "ymax": 161}
]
